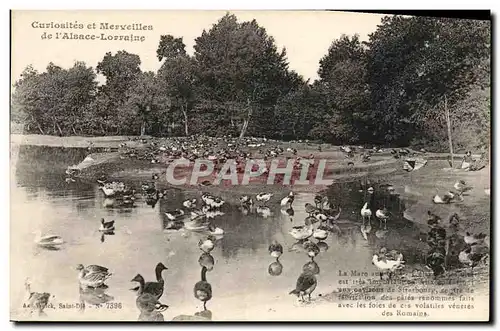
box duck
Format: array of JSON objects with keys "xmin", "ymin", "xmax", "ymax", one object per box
[
  {"xmin": 305, "ymin": 203, "xmax": 317, "ymax": 215},
  {"xmin": 182, "ymin": 199, "xmax": 197, "ymax": 209},
  {"xmin": 464, "ymin": 232, "xmax": 487, "ymax": 246},
  {"xmin": 207, "ymin": 222, "xmax": 224, "ymax": 236},
  {"xmin": 239, "ymin": 195, "xmax": 253, "ymax": 206},
  {"xmin": 425, "ymin": 250, "xmax": 446, "ymax": 278},
  {"xmin": 268, "ymin": 240, "xmax": 284, "ymax": 258},
  {"xmin": 165, "ymin": 209, "xmax": 185, "ymax": 221},
  {"xmin": 433, "ymin": 191, "xmax": 456, "ymax": 204},
  {"xmin": 194, "ymin": 266, "xmax": 212, "ymax": 310},
  {"xmin": 256, "ymin": 192, "xmax": 273, "ymax": 204},
  {"xmin": 99, "ymin": 218, "xmax": 115, "ymax": 232},
  {"xmin": 130, "ymin": 262, "xmax": 168, "ymax": 300},
  {"xmin": 76, "ymin": 264, "xmax": 112, "ymax": 288},
  {"xmin": 313, "ymin": 224, "xmax": 328, "ymax": 241},
  {"xmin": 289, "ymin": 218, "xmax": 314, "ymax": 241},
  {"xmin": 198, "ymin": 235, "xmax": 217, "ymax": 253},
  {"xmin": 303, "ymin": 241, "xmax": 320, "ymax": 259},
  {"xmin": 280, "ymin": 192, "xmax": 295, "ymax": 207},
  {"xmin": 371, "ymin": 252, "xmax": 405, "ymax": 279},
  {"xmin": 198, "ymin": 252, "xmax": 215, "ymax": 271},
  {"xmin": 289, "ymin": 271, "xmax": 317, "ymax": 302},
  {"xmin": 33, "ymin": 230, "xmax": 64, "ymax": 247},
  {"xmin": 427, "ymin": 211, "xmax": 441, "ymax": 226},
  {"xmin": 454, "ymin": 180, "xmax": 472, "ymax": 194},
  {"xmin": 361, "ymin": 202, "xmax": 372, "ymax": 222},
  {"xmin": 24, "ymin": 278, "xmax": 52, "ymax": 316},
  {"xmin": 375, "ymin": 207, "xmax": 389, "ymax": 227}
]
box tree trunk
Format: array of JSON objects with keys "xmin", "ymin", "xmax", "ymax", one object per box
[
  {"xmin": 37, "ymin": 122, "xmax": 44, "ymax": 135},
  {"xmin": 140, "ymin": 121, "xmax": 146, "ymax": 136},
  {"xmin": 239, "ymin": 100, "xmax": 253, "ymax": 139},
  {"xmin": 182, "ymin": 101, "xmax": 189, "ymax": 136},
  {"xmin": 444, "ymin": 95, "xmax": 454, "ymax": 168}
]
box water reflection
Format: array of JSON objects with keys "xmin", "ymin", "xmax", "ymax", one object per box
[{"xmin": 78, "ymin": 285, "xmax": 114, "ymax": 312}]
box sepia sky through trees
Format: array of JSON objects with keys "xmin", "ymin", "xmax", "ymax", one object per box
[{"xmin": 11, "ymin": 10, "xmax": 386, "ymax": 83}]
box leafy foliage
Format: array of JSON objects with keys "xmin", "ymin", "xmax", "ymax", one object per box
[{"xmin": 11, "ymin": 14, "xmax": 491, "ymax": 152}]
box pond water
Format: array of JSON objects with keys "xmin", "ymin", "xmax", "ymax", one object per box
[{"xmin": 11, "ymin": 145, "xmax": 431, "ymax": 321}]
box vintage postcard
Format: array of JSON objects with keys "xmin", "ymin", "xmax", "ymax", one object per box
[{"xmin": 10, "ymin": 10, "xmax": 491, "ymax": 322}]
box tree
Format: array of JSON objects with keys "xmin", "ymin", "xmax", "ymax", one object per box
[
  {"xmin": 315, "ymin": 35, "xmax": 371, "ymax": 144},
  {"xmin": 193, "ymin": 13, "xmax": 299, "ymax": 138},
  {"xmin": 157, "ymin": 35, "xmax": 198, "ymax": 136}
]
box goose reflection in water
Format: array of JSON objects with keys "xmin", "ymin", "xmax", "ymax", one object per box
[
  {"xmin": 136, "ymin": 293, "xmax": 169, "ymax": 321},
  {"xmin": 198, "ymin": 252, "xmax": 215, "ymax": 271},
  {"xmin": 268, "ymin": 240, "xmax": 284, "ymax": 276},
  {"xmin": 303, "ymin": 260, "xmax": 320, "ymax": 275},
  {"xmin": 78, "ymin": 284, "xmax": 114, "ymax": 313},
  {"xmin": 145, "ymin": 197, "xmax": 158, "ymax": 208},
  {"xmin": 99, "ymin": 231, "xmax": 115, "ymax": 243},
  {"xmin": 194, "ymin": 266, "xmax": 212, "ymax": 310}
]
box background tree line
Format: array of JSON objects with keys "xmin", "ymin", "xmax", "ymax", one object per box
[{"xmin": 11, "ymin": 13, "xmax": 491, "ymax": 151}]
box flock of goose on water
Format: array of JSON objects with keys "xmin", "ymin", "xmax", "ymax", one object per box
[{"xmin": 26, "ymin": 136, "xmax": 489, "ymax": 319}]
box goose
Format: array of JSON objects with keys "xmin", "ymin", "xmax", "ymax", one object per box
[
  {"xmin": 207, "ymin": 222, "xmax": 224, "ymax": 236},
  {"xmin": 165, "ymin": 209, "xmax": 185, "ymax": 221},
  {"xmin": 65, "ymin": 177, "xmax": 76, "ymax": 184},
  {"xmin": 313, "ymin": 223, "xmax": 329, "ymax": 241},
  {"xmin": 256, "ymin": 206, "xmax": 272, "ymax": 218},
  {"xmin": 76, "ymin": 264, "xmax": 110, "ymax": 275},
  {"xmin": 198, "ymin": 235, "xmax": 217, "ymax": 253},
  {"xmin": 99, "ymin": 218, "xmax": 115, "ymax": 232},
  {"xmin": 375, "ymin": 207, "xmax": 389, "ymax": 227},
  {"xmin": 239, "ymin": 195, "xmax": 253, "ymax": 206},
  {"xmin": 459, "ymin": 247, "xmax": 488, "ymax": 274},
  {"xmin": 280, "ymin": 192, "xmax": 295, "ymax": 207},
  {"xmin": 464, "ymin": 232, "xmax": 487, "ymax": 246},
  {"xmin": 314, "ymin": 195, "xmax": 323, "ymax": 208},
  {"xmin": 289, "ymin": 218, "xmax": 314, "ymax": 241},
  {"xmin": 24, "ymin": 278, "xmax": 52, "ymax": 316},
  {"xmin": 268, "ymin": 240, "xmax": 284, "ymax": 258},
  {"xmin": 454, "ymin": 180, "xmax": 472, "ymax": 194},
  {"xmin": 303, "ymin": 260, "xmax": 320, "ymax": 275},
  {"xmin": 305, "ymin": 203, "xmax": 317, "ymax": 215},
  {"xmin": 256, "ymin": 192, "xmax": 273, "ymax": 204},
  {"xmin": 76, "ymin": 264, "xmax": 112, "ymax": 288},
  {"xmin": 361, "ymin": 202, "xmax": 372, "ymax": 222},
  {"xmin": 371, "ymin": 252, "xmax": 405, "ymax": 279},
  {"xmin": 425, "ymin": 250, "xmax": 446, "ymax": 277},
  {"xmin": 303, "ymin": 241, "xmax": 320, "ymax": 259},
  {"xmin": 33, "ymin": 230, "xmax": 64, "ymax": 247},
  {"xmin": 194, "ymin": 267, "xmax": 212, "ymax": 310},
  {"xmin": 427, "ymin": 211, "xmax": 441, "ymax": 226},
  {"xmin": 130, "ymin": 263, "xmax": 168, "ymax": 299},
  {"xmin": 289, "ymin": 271, "xmax": 317, "ymax": 302},
  {"xmin": 101, "ymin": 186, "xmax": 116, "ymax": 197},
  {"xmin": 182, "ymin": 199, "xmax": 197, "ymax": 209},
  {"xmin": 433, "ymin": 191, "xmax": 456, "ymax": 204},
  {"xmin": 198, "ymin": 252, "xmax": 215, "ymax": 271},
  {"xmin": 313, "ymin": 211, "xmax": 328, "ymax": 222}
]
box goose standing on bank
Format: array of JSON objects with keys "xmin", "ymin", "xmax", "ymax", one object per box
[
  {"xmin": 131, "ymin": 262, "xmax": 168, "ymax": 300},
  {"xmin": 289, "ymin": 271, "xmax": 317, "ymax": 302},
  {"xmin": 375, "ymin": 207, "xmax": 390, "ymax": 228},
  {"xmin": 361, "ymin": 202, "xmax": 372, "ymax": 223}
]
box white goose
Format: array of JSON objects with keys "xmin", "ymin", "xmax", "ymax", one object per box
[
  {"xmin": 375, "ymin": 207, "xmax": 390, "ymax": 227},
  {"xmin": 289, "ymin": 218, "xmax": 314, "ymax": 241},
  {"xmin": 361, "ymin": 202, "xmax": 372, "ymax": 222},
  {"xmin": 34, "ymin": 230, "xmax": 64, "ymax": 247},
  {"xmin": 372, "ymin": 252, "xmax": 405, "ymax": 279}
]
